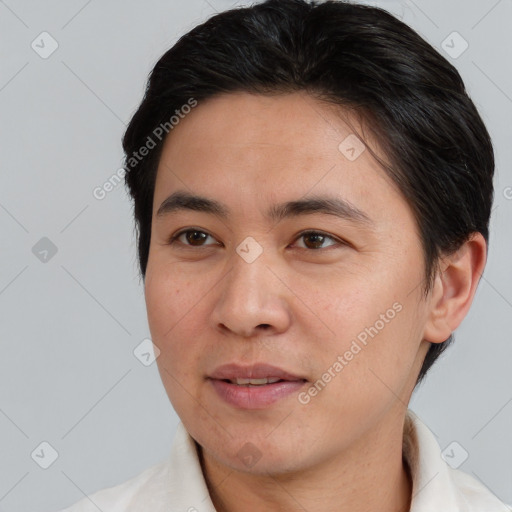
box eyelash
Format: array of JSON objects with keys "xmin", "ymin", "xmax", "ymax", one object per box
[{"xmin": 167, "ymin": 228, "xmax": 345, "ymax": 251}]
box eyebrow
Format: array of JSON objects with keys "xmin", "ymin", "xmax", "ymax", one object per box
[{"xmin": 156, "ymin": 190, "xmax": 374, "ymax": 227}]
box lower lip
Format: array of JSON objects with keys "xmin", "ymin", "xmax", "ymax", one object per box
[{"xmin": 208, "ymin": 378, "xmax": 307, "ymax": 409}]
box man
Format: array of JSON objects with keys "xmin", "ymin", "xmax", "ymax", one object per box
[{"xmin": 60, "ymin": 0, "xmax": 510, "ymax": 510}]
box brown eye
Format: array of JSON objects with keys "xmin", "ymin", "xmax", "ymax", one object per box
[
  {"xmin": 169, "ymin": 229, "xmax": 217, "ymax": 247},
  {"xmin": 294, "ymin": 231, "xmax": 339, "ymax": 250},
  {"xmin": 184, "ymin": 230, "xmax": 209, "ymax": 246},
  {"xmin": 303, "ymin": 232, "xmax": 326, "ymax": 249}
]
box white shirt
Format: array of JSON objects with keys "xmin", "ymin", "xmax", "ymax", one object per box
[{"xmin": 58, "ymin": 409, "xmax": 511, "ymax": 511}]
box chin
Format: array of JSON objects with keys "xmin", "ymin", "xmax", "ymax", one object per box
[{"xmin": 204, "ymin": 434, "xmax": 308, "ymax": 476}]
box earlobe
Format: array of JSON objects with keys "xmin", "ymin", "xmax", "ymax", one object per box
[{"xmin": 422, "ymin": 233, "xmax": 487, "ymax": 344}]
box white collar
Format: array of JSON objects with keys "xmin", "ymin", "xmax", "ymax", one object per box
[
  {"xmin": 66, "ymin": 409, "xmax": 511, "ymax": 511},
  {"xmin": 401, "ymin": 409, "xmax": 509, "ymax": 511}
]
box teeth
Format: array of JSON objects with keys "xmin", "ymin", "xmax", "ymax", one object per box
[{"xmin": 230, "ymin": 377, "xmax": 282, "ymax": 386}]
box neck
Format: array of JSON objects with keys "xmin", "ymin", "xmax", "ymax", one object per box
[{"xmin": 198, "ymin": 412, "xmax": 413, "ymax": 512}]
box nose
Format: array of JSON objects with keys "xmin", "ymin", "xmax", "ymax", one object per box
[{"xmin": 210, "ymin": 247, "xmax": 292, "ymax": 338}]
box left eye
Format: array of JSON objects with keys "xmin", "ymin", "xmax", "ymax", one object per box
[{"xmin": 292, "ymin": 230, "xmax": 339, "ymax": 250}]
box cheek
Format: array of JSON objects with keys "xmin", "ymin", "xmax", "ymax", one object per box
[
  {"xmin": 144, "ymin": 260, "xmax": 196, "ymax": 335},
  {"xmin": 325, "ymin": 295, "xmax": 423, "ymax": 406},
  {"xmin": 308, "ymin": 266, "xmax": 395, "ymax": 339},
  {"xmin": 144, "ymin": 262, "xmax": 218, "ymax": 380},
  {"xmin": 308, "ymin": 263, "xmax": 423, "ymax": 389},
  {"xmin": 144, "ymin": 270, "xmax": 196, "ymax": 371}
]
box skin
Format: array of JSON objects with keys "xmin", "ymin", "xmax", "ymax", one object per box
[{"xmin": 144, "ymin": 91, "xmax": 487, "ymax": 512}]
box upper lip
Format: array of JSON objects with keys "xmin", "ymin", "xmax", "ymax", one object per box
[{"xmin": 209, "ymin": 363, "xmax": 307, "ymax": 381}]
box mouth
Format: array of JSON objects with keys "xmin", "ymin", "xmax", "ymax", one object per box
[
  {"xmin": 207, "ymin": 363, "xmax": 308, "ymax": 409},
  {"xmin": 220, "ymin": 377, "xmax": 291, "ymax": 386},
  {"xmin": 208, "ymin": 362, "xmax": 307, "ymax": 382}
]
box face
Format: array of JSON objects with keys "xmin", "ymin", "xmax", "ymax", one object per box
[{"xmin": 145, "ymin": 91, "xmax": 432, "ymax": 475}]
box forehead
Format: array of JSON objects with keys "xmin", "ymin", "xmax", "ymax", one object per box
[
  {"xmin": 152, "ymin": 91, "xmax": 415, "ymax": 234},
  {"xmin": 159, "ymin": 91, "xmax": 365, "ymax": 160}
]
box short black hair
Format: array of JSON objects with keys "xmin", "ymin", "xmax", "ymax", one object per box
[{"xmin": 122, "ymin": 0, "xmax": 494, "ymax": 387}]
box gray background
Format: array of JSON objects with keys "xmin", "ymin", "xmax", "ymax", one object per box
[{"xmin": 0, "ymin": 0, "xmax": 511, "ymax": 510}]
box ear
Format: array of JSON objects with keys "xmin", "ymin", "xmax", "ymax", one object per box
[{"xmin": 423, "ymin": 232, "xmax": 487, "ymax": 344}]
